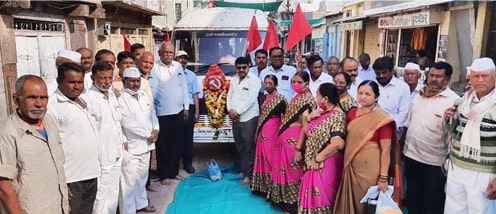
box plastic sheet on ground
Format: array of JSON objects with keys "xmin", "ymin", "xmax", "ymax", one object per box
[{"xmin": 166, "ymin": 166, "xmax": 282, "ymax": 214}]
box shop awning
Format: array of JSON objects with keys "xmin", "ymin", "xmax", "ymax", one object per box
[
  {"xmin": 212, "ymin": 0, "xmax": 283, "ymax": 12},
  {"xmin": 363, "ymin": 0, "xmax": 454, "ymax": 17},
  {"xmin": 175, "ymin": 8, "xmax": 268, "ymax": 31},
  {"xmin": 332, "ymin": 15, "xmax": 366, "ymax": 24}
]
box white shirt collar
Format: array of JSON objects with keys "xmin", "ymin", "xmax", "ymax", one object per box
[{"xmin": 379, "ymin": 76, "xmax": 400, "ymax": 88}]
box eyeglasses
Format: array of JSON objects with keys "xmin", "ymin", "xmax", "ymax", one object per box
[{"xmin": 236, "ymin": 66, "xmax": 248, "ymax": 70}]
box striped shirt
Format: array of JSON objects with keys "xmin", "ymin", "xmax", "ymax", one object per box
[{"xmin": 450, "ymin": 91, "xmax": 496, "ymax": 174}]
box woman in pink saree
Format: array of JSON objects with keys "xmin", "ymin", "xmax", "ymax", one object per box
[
  {"xmin": 251, "ymin": 75, "xmax": 287, "ymax": 195},
  {"xmin": 268, "ymin": 71, "xmax": 316, "ymax": 212},
  {"xmin": 298, "ymin": 83, "xmax": 345, "ymax": 213}
]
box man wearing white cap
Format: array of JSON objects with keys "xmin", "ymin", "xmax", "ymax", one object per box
[
  {"xmin": 403, "ymin": 62, "xmax": 423, "ymax": 103},
  {"xmin": 45, "ymin": 49, "xmax": 81, "ymax": 95},
  {"xmin": 403, "ymin": 62, "xmax": 459, "ymax": 214},
  {"xmin": 118, "ymin": 67, "xmax": 158, "ymax": 213},
  {"xmin": 444, "ymin": 57, "xmax": 496, "ymax": 214},
  {"xmin": 47, "ymin": 62, "xmax": 100, "ymax": 214},
  {"xmin": 176, "ymin": 50, "xmax": 200, "ymax": 174}
]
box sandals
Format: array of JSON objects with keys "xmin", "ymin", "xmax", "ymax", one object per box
[{"xmin": 137, "ymin": 205, "xmax": 156, "ymax": 213}]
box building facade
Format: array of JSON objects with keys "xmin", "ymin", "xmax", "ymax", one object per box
[{"xmin": 0, "ymin": 0, "xmax": 161, "ymax": 121}]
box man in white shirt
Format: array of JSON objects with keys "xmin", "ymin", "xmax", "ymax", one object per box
[
  {"xmin": 403, "ymin": 62, "xmax": 423, "ymax": 104},
  {"xmin": 149, "ymin": 43, "xmax": 189, "ymax": 185},
  {"xmin": 249, "ymin": 49, "xmax": 268, "ymax": 79},
  {"xmin": 48, "ymin": 63, "xmax": 99, "ymax": 214},
  {"xmin": 136, "ymin": 51, "xmax": 156, "ymax": 190},
  {"xmin": 307, "ymin": 54, "xmax": 334, "ymax": 97},
  {"xmin": 47, "ymin": 50, "xmax": 82, "ymax": 95},
  {"xmin": 84, "ymin": 62, "xmax": 125, "ymax": 214},
  {"xmin": 373, "ymin": 56, "xmax": 411, "ymax": 138},
  {"xmin": 114, "ymin": 51, "xmax": 136, "ymax": 97},
  {"xmin": 342, "ymin": 57, "xmax": 361, "ymax": 99},
  {"xmin": 227, "ymin": 57, "xmax": 261, "ymax": 184},
  {"xmin": 403, "ymin": 62, "xmax": 459, "ymax": 214},
  {"xmin": 259, "ymin": 47, "xmax": 296, "ymax": 101},
  {"xmin": 77, "ymin": 47, "xmax": 94, "ymax": 91},
  {"xmin": 358, "ymin": 53, "xmax": 376, "ymax": 81},
  {"xmin": 119, "ymin": 67, "xmax": 159, "ymax": 214}
]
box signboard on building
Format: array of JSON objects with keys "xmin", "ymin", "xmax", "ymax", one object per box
[
  {"xmin": 341, "ymin": 20, "xmax": 363, "ymax": 31},
  {"xmin": 378, "ymin": 11, "xmax": 432, "ymax": 29}
]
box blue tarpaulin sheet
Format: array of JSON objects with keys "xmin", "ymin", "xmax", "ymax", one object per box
[{"xmin": 166, "ymin": 166, "xmax": 282, "ymax": 214}]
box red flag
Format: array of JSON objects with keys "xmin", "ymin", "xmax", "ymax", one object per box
[
  {"xmin": 246, "ymin": 16, "xmax": 261, "ymax": 53},
  {"xmin": 123, "ymin": 34, "xmax": 131, "ymax": 52},
  {"xmin": 208, "ymin": 0, "xmax": 215, "ymax": 8},
  {"xmin": 285, "ymin": 4, "xmax": 312, "ymax": 51},
  {"xmin": 163, "ymin": 32, "xmax": 171, "ymax": 44},
  {"xmin": 263, "ymin": 20, "xmax": 279, "ymax": 51}
]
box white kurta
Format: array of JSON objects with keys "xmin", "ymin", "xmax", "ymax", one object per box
[
  {"xmin": 84, "ymin": 86, "xmax": 125, "ymax": 214},
  {"xmin": 444, "ymin": 164, "xmax": 496, "ymax": 214},
  {"xmin": 118, "ymin": 89, "xmax": 159, "ymax": 214}
]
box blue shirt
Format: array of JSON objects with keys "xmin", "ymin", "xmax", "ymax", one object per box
[
  {"xmin": 149, "ymin": 60, "xmax": 189, "ymax": 116},
  {"xmin": 183, "ymin": 68, "xmax": 201, "ymax": 105}
]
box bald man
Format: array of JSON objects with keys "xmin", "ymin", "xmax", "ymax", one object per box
[
  {"xmin": 0, "ymin": 75, "xmax": 69, "ymax": 213},
  {"xmin": 149, "ymin": 43, "xmax": 189, "ymax": 185},
  {"xmin": 341, "ymin": 57, "xmax": 361, "ymax": 99},
  {"xmin": 77, "ymin": 48, "xmax": 94, "ymax": 91},
  {"xmin": 137, "ymin": 51, "xmax": 155, "ymax": 98}
]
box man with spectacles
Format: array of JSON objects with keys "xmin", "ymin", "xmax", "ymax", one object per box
[{"xmin": 227, "ymin": 57, "xmax": 261, "ymax": 185}]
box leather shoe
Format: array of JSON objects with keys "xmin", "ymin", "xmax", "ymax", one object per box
[{"xmin": 184, "ymin": 166, "xmax": 195, "ymax": 174}]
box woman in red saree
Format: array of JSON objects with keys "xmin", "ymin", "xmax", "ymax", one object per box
[
  {"xmin": 298, "ymin": 83, "xmax": 345, "ymax": 213},
  {"xmin": 251, "ymin": 75, "xmax": 286, "ymax": 195},
  {"xmin": 333, "ymin": 80, "xmax": 396, "ymax": 214},
  {"xmin": 268, "ymin": 71, "xmax": 316, "ymax": 212}
]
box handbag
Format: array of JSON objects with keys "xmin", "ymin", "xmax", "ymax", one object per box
[{"xmin": 207, "ymin": 159, "xmax": 223, "ymax": 181}]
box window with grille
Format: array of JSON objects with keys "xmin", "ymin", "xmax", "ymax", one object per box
[{"xmin": 14, "ymin": 18, "xmax": 64, "ymax": 32}]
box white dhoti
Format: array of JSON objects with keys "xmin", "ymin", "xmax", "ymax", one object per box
[
  {"xmin": 93, "ymin": 160, "xmax": 122, "ymax": 214},
  {"xmin": 444, "ymin": 164, "xmax": 496, "ymax": 214},
  {"xmin": 119, "ymin": 150, "xmax": 150, "ymax": 214}
]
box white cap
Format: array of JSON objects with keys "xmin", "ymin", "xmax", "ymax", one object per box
[
  {"xmin": 404, "ymin": 62, "xmax": 420, "ymax": 72},
  {"xmin": 468, "ymin": 57, "xmax": 496, "ymax": 73},
  {"xmin": 57, "ymin": 49, "xmax": 81, "ymax": 64},
  {"xmin": 176, "ymin": 50, "xmax": 188, "ymax": 57},
  {"xmin": 123, "ymin": 67, "xmax": 141, "ymax": 78}
]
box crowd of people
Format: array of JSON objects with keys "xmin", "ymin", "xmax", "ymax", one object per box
[
  {"xmin": 0, "ymin": 42, "xmax": 200, "ymax": 214},
  {"xmin": 236, "ymin": 48, "xmax": 496, "ymax": 214},
  {"xmin": 0, "ymin": 39, "xmax": 495, "ymax": 214}
]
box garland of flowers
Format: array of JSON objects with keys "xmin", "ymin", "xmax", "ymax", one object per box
[{"xmin": 203, "ymin": 64, "xmax": 229, "ymax": 129}]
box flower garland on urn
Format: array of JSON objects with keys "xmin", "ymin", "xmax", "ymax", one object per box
[{"xmin": 203, "ymin": 64, "xmax": 229, "ymax": 129}]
